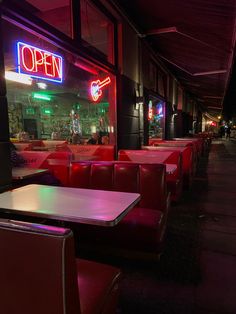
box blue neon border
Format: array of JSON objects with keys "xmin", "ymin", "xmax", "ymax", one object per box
[{"xmin": 17, "ymin": 41, "xmax": 63, "ymax": 83}]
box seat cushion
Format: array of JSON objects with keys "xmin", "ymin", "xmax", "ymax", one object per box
[
  {"xmin": 77, "ymin": 259, "xmax": 121, "ymax": 314},
  {"xmin": 116, "ymin": 207, "xmax": 166, "ymax": 251},
  {"xmin": 167, "ymin": 178, "xmax": 182, "ymax": 202},
  {"xmin": 74, "ymin": 207, "xmax": 166, "ymax": 254}
]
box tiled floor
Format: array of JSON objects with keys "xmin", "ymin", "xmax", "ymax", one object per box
[{"xmin": 117, "ymin": 139, "xmax": 236, "ymax": 313}]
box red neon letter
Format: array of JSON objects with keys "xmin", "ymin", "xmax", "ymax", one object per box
[
  {"xmin": 52, "ymin": 56, "xmax": 61, "ymax": 79},
  {"xmin": 21, "ymin": 46, "xmax": 35, "ymax": 72},
  {"xmin": 34, "ymin": 49, "xmax": 44, "ymax": 73},
  {"xmin": 44, "ymin": 53, "xmax": 54, "ymax": 77}
]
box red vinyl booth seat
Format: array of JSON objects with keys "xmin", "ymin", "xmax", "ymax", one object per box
[
  {"xmin": 118, "ymin": 150, "xmax": 183, "ymax": 203},
  {"xmin": 18, "ymin": 151, "xmax": 72, "ymax": 186},
  {"xmin": 0, "ymin": 219, "xmax": 121, "ymax": 314},
  {"xmin": 69, "ymin": 161, "xmax": 170, "ymax": 255},
  {"xmin": 60, "ymin": 144, "xmax": 116, "ymax": 161},
  {"xmin": 142, "ymin": 146, "xmax": 194, "ymax": 188},
  {"xmin": 173, "ymin": 138, "xmax": 204, "ymax": 157},
  {"xmin": 148, "ymin": 140, "xmax": 198, "ymax": 174}
]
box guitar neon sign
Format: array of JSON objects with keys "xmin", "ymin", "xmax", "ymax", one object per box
[
  {"xmin": 90, "ymin": 76, "xmax": 111, "ymax": 101},
  {"xmin": 17, "ymin": 41, "xmax": 63, "ymax": 83}
]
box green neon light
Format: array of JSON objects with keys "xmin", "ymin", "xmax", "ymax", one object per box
[
  {"xmin": 33, "ymin": 93, "xmax": 51, "ymax": 101},
  {"xmin": 25, "ymin": 107, "xmax": 35, "ymax": 115},
  {"xmin": 42, "ymin": 108, "xmax": 53, "ymax": 115}
]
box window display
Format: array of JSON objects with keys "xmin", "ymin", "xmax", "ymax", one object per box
[
  {"xmin": 148, "ymin": 98, "xmax": 165, "ymax": 139},
  {"xmin": 3, "ymin": 19, "xmax": 116, "ymax": 144}
]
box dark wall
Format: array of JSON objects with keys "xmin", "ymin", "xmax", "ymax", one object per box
[
  {"xmin": 117, "ymin": 75, "xmax": 142, "ymax": 150},
  {"xmin": 0, "ymin": 14, "xmax": 11, "ymax": 190},
  {"xmin": 165, "ymin": 102, "xmax": 174, "ymax": 139},
  {"xmin": 174, "ymin": 111, "xmax": 194, "ymax": 137}
]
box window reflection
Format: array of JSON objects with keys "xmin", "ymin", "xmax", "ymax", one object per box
[
  {"xmin": 80, "ymin": 0, "xmax": 114, "ymax": 64},
  {"xmin": 148, "ymin": 98, "xmax": 165, "ymax": 139},
  {"xmin": 25, "ymin": 0, "xmax": 72, "ymax": 37}
]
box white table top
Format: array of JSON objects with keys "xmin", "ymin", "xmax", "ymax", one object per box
[{"xmin": 0, "ymin": 184, "xmax": 140, "ymax": 227}]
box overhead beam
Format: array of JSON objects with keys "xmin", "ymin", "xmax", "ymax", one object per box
[
  {"xmin": 203, "ymin": 96, "xmax": 223, "ymax": 99},
  {"xmin": 146, "ymin": 27, "xmax": 177, "ymax": 36},
  {"xmin": 207, "ymin": 106, "xmax": 223, "ymax": 109},
  {"xmin": 193, "ymin": 70, "xmax": 227, "ymax": 76},
  {"xmin": 155, "ymin": 52, "xmax": 193, "ymax": 75},
  {"xmin": 144, "ymin": 26, "xmax": 229, "ymax": 53}
]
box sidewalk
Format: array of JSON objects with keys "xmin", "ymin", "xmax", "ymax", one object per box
[{"xmin": 118, "ymin": 139, "xmax": 236, "ymax": 313}]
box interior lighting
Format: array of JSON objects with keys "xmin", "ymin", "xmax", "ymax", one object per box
[
  {"xmin": 5, "ymin": 71, "xmax": 32, "ymax": 85},
  {"xmin": 37, "ymin": 82, "xmax": 47, "ymax": 89},
  {"xmin": 33, "ymin": 93, "xmax": 51, "ymax": 101},
  {"xmin": 42, "ymin": 108, "xmax": 53, "ymax": 114},
  {"xmin": 91, "ymin": 125, "xmax": 96, "ymax": 133}
]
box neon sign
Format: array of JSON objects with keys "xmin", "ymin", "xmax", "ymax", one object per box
[
  {"xmin": 156, "ymin": 103, "xmax": 164, "ymax": 118},
  {"xmin": 148, "ymin": 100, "xmax": 153, "ymax": 120},
  {"xmin": 17, "ymin": 42, "xmax": 63, "ymax": 83},
  {"xmin": 90, "ymin": 76, "xmax": 111, "ymax": 101}
]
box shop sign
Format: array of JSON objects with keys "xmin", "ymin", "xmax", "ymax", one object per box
[
  {"xmin": 17, "ymin": 42, "xmax": 63, "ymax": 83},
  {"xmin": 90, "ymin": 76, "xmax": 111, "ymax": 101}
]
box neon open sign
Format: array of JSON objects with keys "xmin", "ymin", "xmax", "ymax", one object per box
[{"xmin": 17, "ymin": 42, "xmax": 63, "ymax": 83}]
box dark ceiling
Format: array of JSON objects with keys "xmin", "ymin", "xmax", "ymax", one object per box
[{"xmin": 114, "ymin": 0, "xmax": 236, "ymax": 119}]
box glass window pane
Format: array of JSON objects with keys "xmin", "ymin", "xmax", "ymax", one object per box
[
  {"xmin": 3, "ymin": 19, "xmax": 116, "ymax": 145},
  {"xmin": 25, "ymin": 0, "xmax": 72, "ymax": 37},
  {"xmin": 148, "ymin": 98, "xmax": 165, "ymax": 139},
  {"xmin": 80, "ymin": 0, "xmax": 114, "ymax": 64}
]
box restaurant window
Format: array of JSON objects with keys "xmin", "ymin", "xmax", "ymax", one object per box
[
  {"xmin": 24, "ymin": 0, "xmax": 72, "ymax": 37},
  {"xmin": 3, "ymin": 18, "xmax": 116, "ymax": 144},
  {"xmin": 80, "ymin": 0, "xmax": 114, "ymax": 64},
  {"xmin": 148, "ymin": 96, "xmax": 165, "ymax": 139}
]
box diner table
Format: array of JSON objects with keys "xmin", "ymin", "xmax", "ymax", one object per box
[
  {"xmin": 0, "ymin": 184, "xmax": 140, "ymax": 227},
  {"xmin": 12, "ymin": 167, "xmax": 49, "ymax": 180}
]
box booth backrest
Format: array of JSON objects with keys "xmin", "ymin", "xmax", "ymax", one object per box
[
  {"xmin": 42, "ymin": 140, "xmax": 68, "ymax": 150},
  {"xmin": 18, "ymin": 151, "xmax": 72, "ymax": 185},
  {"xmin": 142, "ymin": 146, "xmax": 193, "ymax": 175},
  {"xmin": 18, "ymin": 151, "xmax": 72, "ymax": 167},
  {"xmin": 118, "ymin": 149, "xmax": 182, "ymax": 182},
  {"xmin": 173, "ymin": 138, "xmax": 204, "ymax": 156},
  {"xmin": 70, "ymin": 161, "xmax": 167, "ymax": 212},
  {"xmin": 14, "ymin": 142, "xmax": 33, "ymax": 151},
  {"xmin": 0, "ymin": 219, "xmax": 80, "ymax": 314},
  {"xmin": 68, "ymin": 145, "xmax": 115, "ymax": 161},
  {"xmin": 29, "ymin": 140, "xmax": 45, "ymax": 148},
  {"xmin": 148, "ymin": 140, "xmax": 198, "ymax": 165}
]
